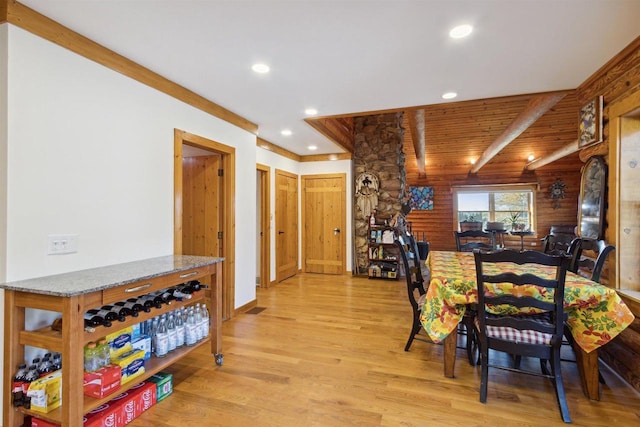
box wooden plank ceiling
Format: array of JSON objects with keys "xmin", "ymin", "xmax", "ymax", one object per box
[{"xmin": 306, "ymin": 90, "xmax": 581, "ymax": 175}]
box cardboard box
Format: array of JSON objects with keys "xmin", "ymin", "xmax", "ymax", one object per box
[
  {"xmin": 84, "ymin": 364, "xmax": 122, "ymax": 398},
  {"xmin": 131, "ymin": 335, "xmax": 151, "ymax": 361},
  {"xmin": 31, "ymin": 418, "xmax": 60, "ymax": 427},
  {"xmin": 27, "ymin": 370, "xmax": 62, "ymax": 413},
  {"xmin": 106, "ymin": 326, "xmax": 133, "ymax": 359},
  {"xmin": 112, "ymin": 349, "xmax": 145, "ymax": 385},
  {"xmin": 109, "ymin": 391, "xmax": 136, "ymax": 425},
  {"xmin": 84, "ymin": 402, "xmax": 123, "ymax": 427},
  {"xmin": 128, "ymin": 381, "xmax": 157, "ymax": 416},
  {"xmin": 147, "ymin": 372, "xmax": 173, "ymax": 402}
]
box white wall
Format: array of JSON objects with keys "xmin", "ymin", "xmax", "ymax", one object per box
[{"xmin": 1, "ymin": 25, "xmax": 258, "ymax": 413}]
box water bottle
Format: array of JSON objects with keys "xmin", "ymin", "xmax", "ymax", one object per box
[
  {"xmin": 201, "ymin": 303, "xmax": 210, "ymax": 338},
  {"xmin": 155, "ymin": 316, "xmax": 169, "ymax": 357},
  {"xmin": 149, "ymin": 317, "xmax": 158, "ymax": 354},
  {"xmin": 175, "ymin": 309, "xmax": 185, "ymax": 348},
  {"xmin": 185, "ymin": 308, "xmax": 197, "ymax": 346},
  {"xmin": 194, "ymin": 304, "xmax": 203, "ymax": 341},
  {"xmin": 97, "ymin": 338, "xmax": 111, "ymax": 368},
  {"xmin": 12, "ymin": 363, "xmax": 28, "ymax": 407},
  {"xmin": 52, "ymin": 353, "xmax": 62, "ymax": 371},
  {"xmin": 84, "ymin": 342, "xmax": 99, "ymax": 372},
  {"xmin": 167, "ymin": 314, "xmax": 177, "ymax": 352}
]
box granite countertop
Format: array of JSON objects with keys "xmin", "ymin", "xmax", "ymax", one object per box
[{"xmin": 0, "ymin": 255, "xmax": 224, "ymax": 297}]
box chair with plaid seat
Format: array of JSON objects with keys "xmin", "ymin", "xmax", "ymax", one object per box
[{"xmin": 473, "ymin": 249, "xmax": 571, "ymax": 423}]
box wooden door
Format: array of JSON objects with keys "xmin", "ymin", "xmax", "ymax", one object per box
[
  {"xmin": 302, "ymin": 174, "xmax": 346, "ymax": 274},
  {"xmin": 275, "ymin": 170, "xmax": 298, "ymax": 282},
  {"xmin": 182, "ymin": 155, "xmax": 222, "ymax": 258}
]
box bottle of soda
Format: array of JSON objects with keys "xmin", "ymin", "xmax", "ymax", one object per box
[
  {"xmin": 154, "ymin": 316, "xmax": 169, "ymax": 357},
  {"xmin": 52, "ymin": 353, "xmax": 62, "ymax": 371},
  {"xmin": 22, "ymin": 365, "xmax": 39, "ymax": 409},
  {"xmin": 11, "ymin": 363, "xmax": 28, "ymax": 407},
  {"xmin": 37, "ymin": 355, "xmax": 52, "ymax": 377}
]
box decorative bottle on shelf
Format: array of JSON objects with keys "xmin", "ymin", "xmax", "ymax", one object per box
[{"xmin": 369, "ymin": 210, "xmax": 376, "ymax": 227}]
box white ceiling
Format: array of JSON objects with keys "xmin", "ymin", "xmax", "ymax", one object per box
[{"xmin": 20, "ymin": 0, "xmax": 640, "ymax": 155}]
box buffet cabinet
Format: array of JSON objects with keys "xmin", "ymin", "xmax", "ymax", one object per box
[{"xmin": 1, "ymin": 255, "xmax": 223, "ymax": 427}]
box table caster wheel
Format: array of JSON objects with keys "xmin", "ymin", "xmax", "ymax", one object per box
[{"xmin": 215, "ymin": 353, "xmax": 224, "ymax": 366}]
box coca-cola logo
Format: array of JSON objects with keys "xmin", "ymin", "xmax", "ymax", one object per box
[
  {"xmin": 104, "ymin": 413, "xmax": 116, "ymax": 427},
  {"xmin": 142, "ymin": 389, "xmax": 153, "ymax": 408},
  {"xmin": 124, "ymin": 401, "xmax": 135, "ymax": 421}
]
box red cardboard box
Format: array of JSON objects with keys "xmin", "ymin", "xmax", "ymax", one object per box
[
  {"xmin": 31, "ymin": 418, "xmax": 60, "ymax": 427},
  {"xmin": 84, "ymin": 365, "xmax": 122, "ymax": 398},
  {"xmin": 128, "ymin": 381, "xmax": 157, "ymax": 414},
  {"xmin": 84, "ymin": 402, "xmax": 123, "ymax": 427},
  {"xmin": 110, "ymin": 390, "xmax": 136, "ymax": 425}
]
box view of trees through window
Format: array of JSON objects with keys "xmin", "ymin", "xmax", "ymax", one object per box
[{"xmin": 457, "ymin": 189, "xmax": 533, "ymax": 230}]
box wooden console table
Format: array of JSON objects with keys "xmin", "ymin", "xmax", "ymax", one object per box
[{"xmin": 1, "ymin": 255, "xmax": 223, "ymax": 427}]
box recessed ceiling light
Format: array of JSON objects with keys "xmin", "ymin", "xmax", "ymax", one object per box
[
  {"xmin": 281, "ymin": 129, "xmax": 292, "ymax": 136},
  {"xmin": 442, "ymin": 92, "xmax": 458, "ymax": 100},
  {"xmin": 328, "ymin": 154, "xmax": 338, "ymax": 161},
  {"xmin": 449, "ymin": 24, "xmax": 473, "ymax": 39},
  {"xmin": 251, "ymin": 63, "xmax": 270, "ymax": 74},
  {"xmin": 305, "ymin": 108, "xmax": 318, "ymax": 116},
  {"xmin": 470, "ymin": 158, "xmax": 477, "ymax": 165},
  {"xmin": 308, "ymin": 145, "xmax": 318, "ymax": 151},
  {"xmin": 527, "ymin": 154, "xmax": 535, "ymax": 162}
]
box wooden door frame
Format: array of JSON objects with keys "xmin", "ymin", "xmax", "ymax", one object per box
[
  {"xmin": 301, "ymin": 173, "xmax": 347, "ymax": 274},
  {"xmin": 257, "ymin": 164, "xmax": 271, "ymax": 288},
  {"xmin": 174, "ymin": 128, "xmax": 235, "ymax": 320}
]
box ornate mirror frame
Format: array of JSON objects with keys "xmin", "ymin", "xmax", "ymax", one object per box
[{"xmin": 578, "ymin": 156, "xmax": 607, "ymax": 239}]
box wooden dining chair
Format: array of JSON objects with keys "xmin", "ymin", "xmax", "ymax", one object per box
[
  {"xmin": 568, "ymin": 238, "xmax": 615, "ymax": 283},
  {"xmin": 474, "ymin": 249, "xmax": 572, "ymax": 423},
  {"xmin": 395, "ymin": 236, "xmax": 428, "ymax": 351},
  {"xmin": 454, "ymin": 230, "xmax": 495, "ymax": 252}
]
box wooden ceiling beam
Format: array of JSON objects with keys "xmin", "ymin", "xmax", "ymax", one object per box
[
  {"xmin": 470, "ymin": 92, "xmax": 568, "ymax": 173},
  {"xmin": 305, "ymin": 117, "xmax": 354, "ymax": 153},
  {"xmin": 407, "ymin": 109, "xmax": 426, "ymax": 176},
  {"xmin": 525, "ymin": 139, "xmax": 580, "ymax": 170}
]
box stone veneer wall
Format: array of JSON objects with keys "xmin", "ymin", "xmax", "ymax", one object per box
[{"xmin": 353, "ymin": 113, "xmax": 406, "ymax": 274}]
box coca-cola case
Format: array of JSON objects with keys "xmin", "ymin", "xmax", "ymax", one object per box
[
  {"xmin": 128, "ymin": 381, "xmax": 157, "ymax": 415},
  {"xmin": 84, "ymin": 402, "xmax": 123, "ymax": 427}
]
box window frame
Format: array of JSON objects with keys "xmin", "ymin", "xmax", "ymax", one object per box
[{"xmin": 452, "ymin": 183, "xmax": 538, "ymax": 231}]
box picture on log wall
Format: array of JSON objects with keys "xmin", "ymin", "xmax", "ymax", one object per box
[
  {"xmin": 579, "ymin": 95, "xmax": 603, "ymax": 148},
  {"xmin": 408, "ymin": 186, "xmax": 434, "ymax": 210}
]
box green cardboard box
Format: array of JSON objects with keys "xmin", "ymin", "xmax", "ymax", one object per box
[{"xmin": 148, "ymin": 371, "xmax": 173, "ymax": 402}]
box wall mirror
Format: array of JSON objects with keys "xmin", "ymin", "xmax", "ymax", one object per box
[{"xmin": 578, "ymin": 156, "xmax": 607, "ymax": 239}]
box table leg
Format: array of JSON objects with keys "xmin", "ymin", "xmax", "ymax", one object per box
[
  {"xmin": 573, "ymin": 344, "xmax": 600, "ymax": 400},
  {"xmin": 443, "ymin": 327, "xmax": 458, "ymax": 378}
]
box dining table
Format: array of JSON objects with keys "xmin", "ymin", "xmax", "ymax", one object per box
[{"xmin": 420, "ymin": 250, "xmax": 635, "ymax": 400}]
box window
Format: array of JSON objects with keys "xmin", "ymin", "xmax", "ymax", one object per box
[{"xmin": 453, "ymin": 184, "xmax": 536, "ymax": 230}]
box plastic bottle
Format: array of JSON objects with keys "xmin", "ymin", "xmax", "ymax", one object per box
[
  {"xmin": 97, "ymin": 338, "xmax": 111, "ymax": 368},
  {"xmin": 52, "ymin": 353, "xmax": 62, "ymax": 371},
  {"xmin": 12, "ymin": 363, "xmax": 28, "ymax": 407},
  {"xmin": 149, "ymin": 317, "xmax": 158, "ymax": 354},
  {"xmin": 201, "ymin": 303, "xmax": 210, "ymax": 338},
  {"xmin": 155, "ymin": 316, "xmax": 169, "ymax": 357},
  {"xmin": 194, "ymin": 304, "xmax": 203, "ymax": 341},
  {"xmin": 84, "ymin": 342, "xmax": 99, "ymax": 372},
  {"xmin": 185, "ymin": 308, "xmax": 197, "ymax": 346},
  {"xmin": 22, "ymin": 365, "xmax": 39, "ymax": 409},
  {"xmin": 37, "ymin": 355, "xmax": 52, "ymax": 377},
  {"xmin": 175, "ymin": 309, "xmax": 185, "ymax": 348},
  {"xmin": 167, "ymin": 313, "xmax": 177, "ymax": 352}
]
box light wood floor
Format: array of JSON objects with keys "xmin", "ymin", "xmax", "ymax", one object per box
[{"xmin": 130, "ymin": 274, "xmax": 640, "ymax": 426}]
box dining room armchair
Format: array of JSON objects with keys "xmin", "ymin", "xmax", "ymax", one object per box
[
  {"xmin": 454, "ymin": 230, "xmax": 495, "ymax": 252},
  {"xmin": 473, "ymin": 249, "xmax": 572, "ymax": 423}
]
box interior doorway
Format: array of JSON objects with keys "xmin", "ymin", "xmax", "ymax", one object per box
[
  {"xmin": 257, "ymin": 164, "xmax": 271, "ymax": 287},
  {"xmin": 275, "ymin": 169, "xmax": 298, "ymax": 282},
  {"xmin": 174, "ymin": 129, "xmax": 236, "ymax": 320}
]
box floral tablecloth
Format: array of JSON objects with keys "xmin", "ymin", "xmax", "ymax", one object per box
[{"xmin": 420, "ymin": 250, "xmax": 635, "ymax": 353}]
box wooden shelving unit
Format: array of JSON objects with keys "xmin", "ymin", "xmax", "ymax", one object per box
[
  {"xmin": 2, "ymin": 256, "xmax": 223, "ymax": 427},
  {"xmin": 368, "ymin": 225, "xmax": 398, "ymax": 280}
]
